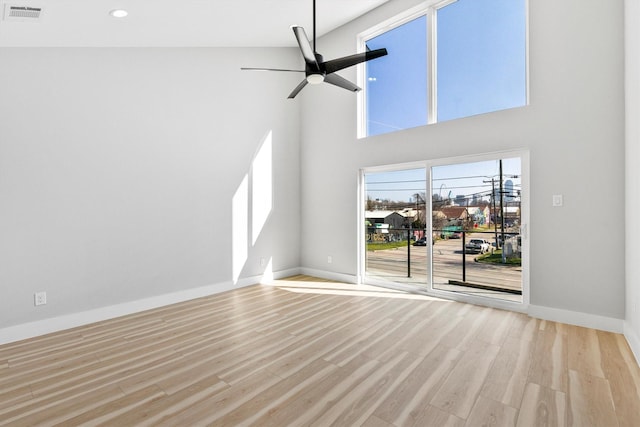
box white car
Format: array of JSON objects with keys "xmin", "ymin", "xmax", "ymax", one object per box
[{"xmin": 465, "ymin": 239, "xmax": 490, "ymax": 254}]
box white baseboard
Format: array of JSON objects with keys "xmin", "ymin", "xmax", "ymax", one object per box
[
  {"xmin": 4, "ymin": 268, "xmax": 634, "ymax": 368},
  {"xmin": 624, "ymin": 321, "xmax": 640, "ymax": 367},
  {"xmin": 528, "ymin": 304, "xmax": 624, "ymax": 333},
  {"xmin": 298, "ymin": 267, "xmax": 358, "ymax": 284},
  {"xmin": 263, "ymin": 267, "xmax": 302, "ymax": 283},
  {"xmin": 0, "ymin": 270, "xmax": 296, "ymax": 346}
]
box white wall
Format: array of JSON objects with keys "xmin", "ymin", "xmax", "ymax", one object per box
[
  {"xmin": 0, "ymin": 47, "xmax": 302, "ymax": 332},
  {"xmin": 625, "ymin": 0, "xmax": 640, "ymax": 361},
  {"xmin": 300, "ymin": 0, "xmax": 626, "ymax": 323},
  {"xmin": 0, "ymin": 0, "xmax": 632, "ymax": 345}
]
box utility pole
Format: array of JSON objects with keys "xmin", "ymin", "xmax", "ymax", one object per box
[
  {"xmin": 483, "ymin": 177, "xmax": 499, "ymax": 249},
  {"xmin": 484, "ymin": 164, "xmax": 519, "ymax": 261},
  {"xmin": 500, "ymin": 160, "xmax": 506, "ymax": 263}
]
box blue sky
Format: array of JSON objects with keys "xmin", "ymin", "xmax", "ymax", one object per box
[
  {"xmin": 365, "ymin": 0, "xmax": 526, "ymax": 135},
  {"xmin": 437, "ymin": 0, "xmax": 527, "ymax": 121},
  {"xmin": 366, "ymin": 15, "xmax": 427, "ymax": 135}
]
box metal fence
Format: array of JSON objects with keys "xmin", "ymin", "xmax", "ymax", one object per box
[{"xmin": 365, "ymin": 228, "xmax": 522, "ymax": 294}]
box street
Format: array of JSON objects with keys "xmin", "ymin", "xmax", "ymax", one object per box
[{"xmin": 366, "ymin": 233, "xmax": 522, "ymax": 298}]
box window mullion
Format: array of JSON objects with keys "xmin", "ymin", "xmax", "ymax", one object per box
[{"xmin": 427, "ymin": 8, "xmax": 437, "ymax": 124}]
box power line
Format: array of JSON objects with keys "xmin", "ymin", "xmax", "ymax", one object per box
[
  {"xmin": 367, "ymin": 188, "xmax": 427, "ymax": 192},
  {"xmin": 432, "ymin": 175, "xmax": 502, "ymax": 181},
  {"xmin": 367, "ymin": 179, "xmax": 426, "ymax": 185}
]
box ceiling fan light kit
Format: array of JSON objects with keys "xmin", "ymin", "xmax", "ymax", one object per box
[
  {"xmin": 306, "ymin": 74, "xmax": 325, "ymax": 85},
  {"xmin": 241, "ymin": 0, "xmax": 388, "ymax": 99}
]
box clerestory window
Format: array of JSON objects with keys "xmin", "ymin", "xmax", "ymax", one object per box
[{"xmin": 358, "ymin": 0, "xmax": 528, "ymax": 138}]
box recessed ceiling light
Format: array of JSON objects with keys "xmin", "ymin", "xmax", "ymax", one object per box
[{"xmin": 109, "ymin": 9, "xmax": 128, "ymax": 18}]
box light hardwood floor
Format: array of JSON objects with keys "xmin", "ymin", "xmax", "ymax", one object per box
[{"xmin": 1, "ymin": 275, "xmax": 639, "ymax": 426}]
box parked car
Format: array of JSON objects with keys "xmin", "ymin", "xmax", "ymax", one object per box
[
  {"xmin": 465, "ymin": 239, "xmax": 490, "ymax": 254},
  {"xmin": 413, "ymin": 237, "xmax": 427, "ymax": 246},
  {"xmin": 413, "ymin": 237, "xmax": 435, "ymax": 246}
]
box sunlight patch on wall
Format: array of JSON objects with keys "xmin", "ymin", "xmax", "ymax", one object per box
[
  {"xmin": 252, "ymin": 131, "xmax": 273, "ymax": 245},
  {"xmin": 232, "ymin": 174, "xmax": 249, "ymax": 284},
  {"xmin": 261, "ymin": 257, "xmax": 274, "ymax": 283}
]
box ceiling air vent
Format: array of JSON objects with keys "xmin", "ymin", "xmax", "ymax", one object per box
[{"xmin": 3, "ymin": 5, "xmax": 43, "ymax": 22}]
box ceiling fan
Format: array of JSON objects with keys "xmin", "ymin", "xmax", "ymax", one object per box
[{"xmin": 241, "ymin": 0, "xmax": 388, "ymax": 99}]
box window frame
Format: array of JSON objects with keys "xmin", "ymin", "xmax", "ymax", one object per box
[
  {"xmin": 357, "ymin": 149, "xmax": 530, "ymax": 311},
  {"xmin": 357, "ymin": 0, "xmax": 529, "ymax": 139}
]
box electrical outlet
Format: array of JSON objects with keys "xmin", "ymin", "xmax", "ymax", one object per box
[
  {"xmin": 260, "ymin": 257, "xmax": 265, "ymax": 267},
  {"xmin": 327, "ymin": 255, "xmax": 332, "ymax": 264},
  {"xmin": 34, "ymin": 291, "xmax": 47, "ymax": 306},
  {"xmin": 552, "ymin": 194, "xmax": 563, "ymax": 207}
]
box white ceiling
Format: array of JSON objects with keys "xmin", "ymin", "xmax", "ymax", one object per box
[{"xmin": 0, "ymin": 0, "xmax": 388, "ymax": 47}]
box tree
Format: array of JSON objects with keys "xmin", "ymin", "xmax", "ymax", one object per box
[{"xmin": 366, "ymin": 196, "xmax": 376, "ymax": 211}]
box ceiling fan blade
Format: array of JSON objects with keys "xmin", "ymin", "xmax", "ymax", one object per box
[
  {"xmin": 292, "ymin": 26, "xmax": 319, "ymax": 68},
  {"xmin": 241, "ymin": 67, "xmax": 305, "ymax": 73},
  {"xmin": 288, "ymin": 79, "xmax": 309, "ymax": 99},
  {"xmin": 324, "ymin": 73, "xmax": 361, "ymax": 93},
  {"xmin": 323, "ymin": 48, "xmax": 388, "ymax": 74}
]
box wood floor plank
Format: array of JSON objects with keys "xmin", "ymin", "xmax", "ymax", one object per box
[
  {"xmin": 250, "ymin": 354, "xmax": 381, "ymax": 426},
  {"xmin": 53, "ymin": 385, "xmax": 166, "ymax": 426},
  {"xmin": 567, "ymin": 325, "xmax": 606, "ymax": 378},
  {"xmin": 2, "ymin": 384, "xmax": 126, "ymax": 426},
  {"xmin": 472, "ymin": 308, "xmax": 515, "ymax": 346},
  {"xmin": 0, "ymin": 276, "xmax": 638, "ymax": 426},
  {"xmin": 507, "ymin": 313, "xmax": 540, "ymax": 342},
  {"xmin": 464, "ymin": 395, "xmax": 518, "ymax": 427},
  {"xmin": 372, "ymin": 345, "xmax": 463, "ymax": 426},
  {"xmin": 528, "ymin": 325, "xmax": 568, "ymax": 392},
  {"xmin": 516, "ymin": 382, "xmax": 566, "ymax": 427},
  {"xmin": 153, "ymin": 367, "xmax": 281, "ymax": 426},
  {"xmin": 326, "ymin": 320, "xmax": 406, "ymax": 367},
  {"xmin": 362, "ymin": 414, "xmax": 396, "ymax": 427},
  {"xmin": 614, "ymin": 333, "xmax": 640, "ymax": 393},
  {"xmin": 481, "ymin": 336, "xmax": 535, "ymax": 408},
  {"xmin": 596, "ymin": 330, "xmax": 640, "ymax": 427},
  {"xmin": 211, "ymin": 330, "xmax": 304, "ymax": 384},
  {"xmin": 410, "ymin": 405, "xmax": 466, "ymax": 427},
  {"xmin": 430, "ymin": 340, "xmax": 501, "ymax": 419},
  {"xmin": 381, "ymin": 302, "xmax": 465, "ymax": 360},
  {"xmin": 436, "ymin": 306, "xmax": 492, "ymax": 351},
  {"xmin": 309, "ymin": 351, "xmax": 422, "ymax": 427},
  {"xmin": 0, "ymin": 354, "xmax": 101, "ymax": 397},
  {"xmin": 321, "ymin": 317, "xmax": 394, "ymax": 365},
  {"xmin": 567, "ymin": 369, "xmax": 619, "ymax": 427},
  {"xmin": 98, "ymin": 373, "xmax": 228, "ymax": 426},
  {"xmin": 213, "ymin": 358, "xmax": 338, "ymax": 426},
  {"xmin": 0, "ymin": 385, "xmax": 33, "ymax": 412}
]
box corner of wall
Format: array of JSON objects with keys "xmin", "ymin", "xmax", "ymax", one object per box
[
  {"xmin": 528, "ymin": 304, "xmax": 624, "ymax": 334},
  {"xmin": 624, "ymin": 321, "xmax": 640, "ymax": 367},
  {"xmin": 299, "ymin": 267, "xmax": 359, "ymax": 284},
  {"xmin": 625, "ymin": 0, "xmax": 640, "ymax": 369}
]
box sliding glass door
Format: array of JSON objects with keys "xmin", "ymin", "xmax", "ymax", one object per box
[
  {"xmin": 361, "ymin": 153, "xmax": 528, "ymax": 306},
  {"xmin": 363, "ymin": 167, "xmax": 428, "ymax": 286}
]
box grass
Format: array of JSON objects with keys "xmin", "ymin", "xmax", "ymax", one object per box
[
  {"xmin": 367, "ymin": 241, "xmax": 411, "ymax": 251},
  {"xmin": 475, "ymin": 249, "xmax": 521, "ymax": 266}
]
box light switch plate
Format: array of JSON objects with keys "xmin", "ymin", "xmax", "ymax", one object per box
[{"xmin": 552, "ymin": 194, "xmax": 563, "ymax": 207}]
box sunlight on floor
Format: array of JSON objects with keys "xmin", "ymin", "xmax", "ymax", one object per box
[{"xmin": 266, "ymin": 277, "xmax": 450, "ymax": 301}]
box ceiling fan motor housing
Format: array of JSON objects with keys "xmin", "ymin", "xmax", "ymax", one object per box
[{"xmin": 306, "ymin": 53, "xmax": 326, "ymax": 84}]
